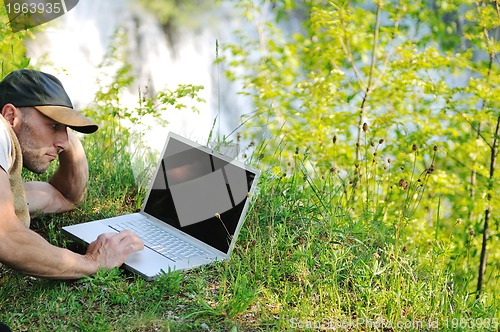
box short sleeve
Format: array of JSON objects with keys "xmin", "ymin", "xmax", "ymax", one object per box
[{"xmin": 0, "ymin": 121, "xmax": 12, "ymax": 173}]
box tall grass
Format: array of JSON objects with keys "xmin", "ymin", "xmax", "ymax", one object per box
[{"xmin": 4, "ymin": 127, "xmax": 498, "ymax": 331}]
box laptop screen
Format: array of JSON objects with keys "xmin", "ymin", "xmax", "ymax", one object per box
[{"xmin": 143, "ymin": 135, "xmax": 257, "ymax": 254}]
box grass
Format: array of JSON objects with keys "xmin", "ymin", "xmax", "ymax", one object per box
[{"xmin": 1, "ymin": 131, "xmax": 499, "ymax": 331}]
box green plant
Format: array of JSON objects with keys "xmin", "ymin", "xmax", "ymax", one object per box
[
  {"xmin": 222, "ymin": 0, "xmax": 500, "ymax": 303},
  {"xmin": 1, "ymin": 1, "xmax": 499, "ymax": 331},
  {"xmin": 0, "ymin": 0, "xmax": 31, "ymax": 77},
  {"xmin": 79, "ymin": 27, "xmax": 206, "ymax": 213}
]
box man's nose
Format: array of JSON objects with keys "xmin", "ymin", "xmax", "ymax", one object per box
[{"xmin": 55, "ymin": 127, "xmax": 69, "ymax": 153}]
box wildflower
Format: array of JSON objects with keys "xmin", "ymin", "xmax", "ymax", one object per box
[
  {"xmin": 398, "ymin": 179, "xmax": 409, "ymax": 190},
  {"xmin": 387, "ymin": 158, "xmax": 391, "ymax": 163},
  {"xmin": 427, "ymin": 163, "xmax": 435, "ymax": 174},
  {"xmin": 434, "ymin": 145, "xmax": 438, "ymax": 151},
  {"xmin": 379, "ymin": 139, "xmax": 384, "ymax": 144},
  {"xmin": 333, "ymin": 135, "xmax": 337, "ymax": 144},
  {"xmin": 469, "ymin": 230, "xmax": 474, "ymax": 236},
  {"xmin": 363, "ymin": 123, "xmax": 368, "ymax": 132},
  {"xmin": 412, "ymin": 144, "xmax": 418, "ymax": 151}
]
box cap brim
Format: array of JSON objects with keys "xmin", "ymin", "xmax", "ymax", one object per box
[{"xmin": 35, "ymin": 106, "xmax": 98, "ymax": 134}]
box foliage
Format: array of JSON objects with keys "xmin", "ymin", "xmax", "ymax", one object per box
[
  {"xmin": 135, "ymin": 0, "xmax": 220, "ymax": 47},
  {"xmin": 0, "ymin": 0, "xmax": 31, "ymax": 77},
  {"xmin": 136, "ymin": 0, "xmax": 213, "ymax": 27},
  {"xmin": 222, "ymin": 0, "xmax": 499, "ymax": 306},
  {"xmin": 82, "ymin": 27, "xmax": 205, "ymax": 190}
]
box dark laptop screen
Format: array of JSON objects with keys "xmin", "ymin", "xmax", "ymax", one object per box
[{"xmin": 143, "ymin": 136, "xmax": 257, "ymax": 254}]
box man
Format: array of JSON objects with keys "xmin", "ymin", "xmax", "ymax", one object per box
[{"xmin": 0, "ymin": 69, "xmax": 144, "ymax": 279}]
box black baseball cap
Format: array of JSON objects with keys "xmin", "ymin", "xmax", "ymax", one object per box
[{"xmin": 0, "ymin": 69, "xmax": 98, "ymax": 134}]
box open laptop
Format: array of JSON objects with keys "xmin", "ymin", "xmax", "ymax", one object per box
[{"xmin": 63, "ymin": 132, "xmax": 260, "ymax": 280}]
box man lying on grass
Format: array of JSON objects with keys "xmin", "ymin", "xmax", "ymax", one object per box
[{"xmin": 0, "ymin": 69, "xmax": 144, "ymax": 279}]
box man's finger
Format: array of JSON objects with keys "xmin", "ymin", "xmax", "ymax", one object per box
[{"xmin": 122, "ymin": 242, "xmax": 145, "ymax": 256}]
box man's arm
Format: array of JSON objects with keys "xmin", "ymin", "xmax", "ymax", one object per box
[
  {"xmin": 0, "ymin": 170, "xmax": 144, "ymax": 279},
  {"xmin": 24, "ymin": 129, "xmax": 88, "ymax": 214}
]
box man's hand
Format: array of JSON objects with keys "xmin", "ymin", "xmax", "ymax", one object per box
[{"xmin": 84, "ymin": 230, "xmax": 144, "ymax": 269}]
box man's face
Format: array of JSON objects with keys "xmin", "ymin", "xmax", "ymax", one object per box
[{"xmin": 16, "ymin": 108, "xmax": 69, "ymax": 174}]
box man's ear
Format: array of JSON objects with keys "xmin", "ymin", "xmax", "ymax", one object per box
[{"xmin": 1, "ymin": 104, "xmax": 18, "ymax": 126}]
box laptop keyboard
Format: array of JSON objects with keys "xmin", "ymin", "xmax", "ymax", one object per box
[{"xmin": 109, "ymin": 217, "xmax": 205, "ymax": 262}]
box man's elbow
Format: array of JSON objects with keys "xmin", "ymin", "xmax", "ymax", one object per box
[
  {"xmin": 52, "ymin": 182, "xmax": 86, "ymax": 213},
  {"xmin": 58, "ymin": 192, "xmax": 82, "ymax": 213}
]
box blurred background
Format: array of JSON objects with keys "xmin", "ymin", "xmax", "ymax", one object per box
[{"xmin": 23, "ymin": 0, "xmax": 251, "ymax": 151}]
